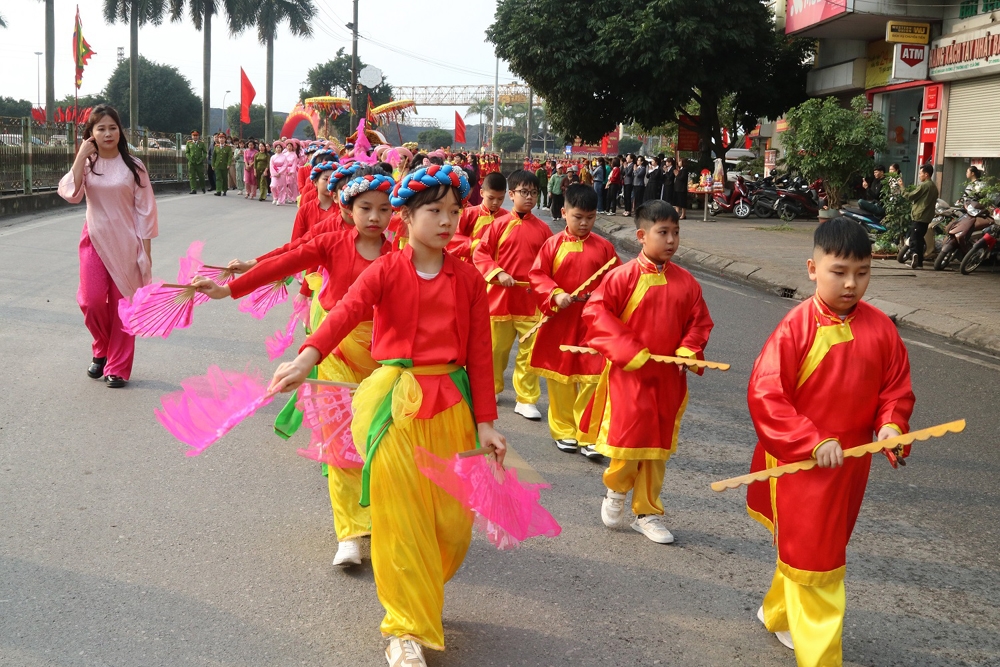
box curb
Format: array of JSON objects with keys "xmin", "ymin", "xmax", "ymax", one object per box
[{"xmin": 591, "ymin": 217, "xmax": 1000, "ymax": 357}]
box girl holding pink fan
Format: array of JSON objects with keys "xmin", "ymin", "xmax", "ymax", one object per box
[
  {"xmin": 194, "ymin": 168, "xmax": 396, "ymax": 568},
  {"xmin": 269, "ymin": 164, "xmax": 506, "ymax": 667},
  {"xmin": 58, "ymin": 104, "xmax": 158, "ymax": 388}
]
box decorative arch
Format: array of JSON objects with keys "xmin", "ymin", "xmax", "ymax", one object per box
[{"xmin": 279, "ymin": 101, "xmax": 320, "ymax": 140}]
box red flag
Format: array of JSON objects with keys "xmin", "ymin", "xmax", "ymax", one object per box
[
  {"xmin": 454, "ymin": 111, "xmax": 466, "ymax": 144},
  {"xmin": 73, "ymin": 5, "xmax": 95, "ymax": 90},
  {"xmin": 240, "ymin": 68, "xmax": 256, "ymax": 124}
]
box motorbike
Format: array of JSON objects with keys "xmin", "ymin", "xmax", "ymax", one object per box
[
  {"xmin": 710, "ymin": 175, "xmax": 752, "ymax": 218},
  {"xmin": 958, "ymin": 205, "xmax": 1000, "ymax": 275},
  {"xmin": 895, "ymin": 199, "xmax": 962, "ymax": 266},
  {"xmin": 774, "ymin": 179, "xmax": 825, "ymax": 221},
  {"xmin": 838, "ymin": 206, "xmax": 888, "ymax": 241},
  {"xmin": 934, "ymin": 198, "xmax": 994, "ymax": 271},
  {"xmin": 751, "ymin": 174, "xmax": 788, "ymax": 218}
]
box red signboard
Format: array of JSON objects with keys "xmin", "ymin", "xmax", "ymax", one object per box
[
  {"xmin": 677, "ymin": 115, "xmax": 700, "ymax": 152},
  {"xmin": 924, "ymin": 83, "xmax": 942, "ymax": 110},
  {"xmin": 919, "ymin": 115, "xmax": 938, "ymax": 141},
  {"xmin": 570, "ymin": 134, "xmax": 619, "ymax": 154},
  {"xmin": 785, "ymin": 0, "xmax": 850, "ymax": 35}
]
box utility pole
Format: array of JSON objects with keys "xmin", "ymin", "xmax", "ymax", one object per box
[
  {"xmin": 491, "ymin": 57, "xmax": 499, "ymax": 149},
  {"xmin": 348, "ymin": 0, "xmax": 359, "ymax": 128},
  {"xmin": 526, "ymin": 88, "xmax": 533, "ymax": 159}
]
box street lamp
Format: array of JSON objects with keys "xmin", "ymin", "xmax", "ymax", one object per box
[
  {"xmin": 34, "ymin": 52, "xmax": 42, "ymax": 109},
  {"xmin": 222, "ymin": 90, "xmax": 231, "ymax": 133}
]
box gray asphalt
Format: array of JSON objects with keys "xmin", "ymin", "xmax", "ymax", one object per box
[{"xmin": 1, "ymin": 191, "xmax": 998, "ymax": 667}]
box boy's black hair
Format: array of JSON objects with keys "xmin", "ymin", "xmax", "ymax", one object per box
[
  {"xmin": 507, "ymin": 169, "xmax": 540, "ymax": 192},
  {"xmin": 482, "ymin": 171, "xmax": 507, "ymax": 192},
  {"xmin": 564, "ymin": 183, "xmax": 598, "ymax": 212},
  {"xmin": 377, "ymin": 161, "xmax": 394, "ymax": 174},
  {"xmin": 813, "ymin": 217, "xmax": 872, "ymax": 260},
  {"xmin": 634, "ymin": 199, "xmax": 679, "ymax": 229}
]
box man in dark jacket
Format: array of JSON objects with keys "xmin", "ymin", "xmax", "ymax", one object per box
[
  {"xmin": 858, "ymin": 164, "xmax": 886, "ymax": 217},
  {"xmin": 904, "ymin": 164, "xmax": 939, "ymax": 269}
]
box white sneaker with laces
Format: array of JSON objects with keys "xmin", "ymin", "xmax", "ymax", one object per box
[
  {"xmin": 514, "ymin": 402, "xmax": 542, "ymax": 420},
  {"xmin": 757, "ymin": 606, "xmax": 795, "ymax": 650},
  {"xmin": 332, "ymin": 539, "xmax": 361, "ymax": 567},
  {"xmin": 554, "ymin": 438, "xmax": 579, "ymax": 453},
  {"xmin": 601, "ymin": 490, "xmax": 627, "ymax": 528},
  {"xmin": 385, "ymin": 636, "xmax": 426, "ymax": 666},
  {"xmin": 579, "ymin": 444, "xmax": 603, "ymax": 460},
  {"xmin": 631, "ymin": 514, "xmax": 675, "ymax": 544}
]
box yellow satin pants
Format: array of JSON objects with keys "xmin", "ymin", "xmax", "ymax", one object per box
[
  {"xmin": 490, "ymin": 318, "xmax": 541, "ymax": 404},
  {"xmin": 546, "ymin": 379, "xmax": 596, "ymax": 444},
  {"xmin": 370, "ymin": 401, "xmax": 475, "ymax": 651},
  {"xmin": 603, "ymin": 458, "xmax": 667, "ymax": 516},
  {"xmin": 762, "ymin": 566, "xmax": 846, "ymax": 667},
  {"xmin": 317, "ymin": 353, "xmax": 371, "ymax": 542}
]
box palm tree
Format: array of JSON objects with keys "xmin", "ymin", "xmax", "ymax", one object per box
[
  {"xmin": 237, "ymin": 0, "xmax": 315, "ymax": 142},
  {"xmin": 104, "ymin": 0, "xmax": 167, "ymax": 141},
  {"xmin": 170, "ymin": 0, "xmax": 242, "ymax": 139}
]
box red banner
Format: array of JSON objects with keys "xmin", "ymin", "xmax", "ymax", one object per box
[
  {"xmin": 570, "ymin": 134, "xmax": 618, "ymax": 154},
  {"xmin": 240, "ymin": 68, "xmax": 255, "ymax": 124},
  {"xmin": 785, "ymin": 0, "xmax": 850, "ymax": 35},
  {"xmin": 454, "ymin": 111, "xmax": 466, "ymax": 144},
  {"xmin": 677, "ymin": 116, "xmax": 700, "ymax": 152}
]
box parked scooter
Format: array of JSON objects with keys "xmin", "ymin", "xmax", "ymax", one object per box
[
  {"xmin": 896, "ymin": 199, "xmax": 961, "ymax": 265},
  {"xmin": 958, "ymin": 204, "xmax": 1000, "ymax": 275},
  {"xmin": 934, "ymin": 198, "xmax": 994, "ymax": 271},
  {"xmin": 710, "ymin": 175, "xmax": 752, "ymax": 218},
  {"xmin": 751, "ymin": 174, "xmax": 789, "ymax": 218},
  {"xmin": 774, "ymin": 179, "xmax": 825, "ymax": 221},
  {"xmin": 839, "ymin": 206, "xmax": 888, "ymax": 241}
]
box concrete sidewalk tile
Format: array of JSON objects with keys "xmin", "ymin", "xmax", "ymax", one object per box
[
  {"xmin": 952, "ymin": 324, "xmax": 1000, "ymax": 356},
  {"xmin": 898, "ymin": 309, "xmax": 974, "ymax": 338},
  {"xmin": 699, "ymin": 255, "xmax": 735, "ymax": 272},
  {"xmin": 596, "ymin": 219, "xmax": 624, "ymax": 234},
  {"xmin": 610, "ymin": 229, "xmax": 641, "ymax": 254},
  {"xmin": 864, "ymin": 298, "xmax": 918, "ymax": 320},
  {"xmin": 683, "ymin": 249, "xmax": 711, "ymax": 265},
  {"xmin": 745, "ymin": 267, "xmax": 805, "ymax": 297},
  {"xmin": 721, "ymin": 261, "xmax": 760, "ymax": 281}
]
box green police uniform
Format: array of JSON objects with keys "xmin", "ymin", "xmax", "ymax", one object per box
[
  {"xmin": 186, "ymin": 139, "xmax": 207, "ymax": 192},
  {"xmin": 212, "ymin": 144, "xmax": 233, "ymax": 195}
]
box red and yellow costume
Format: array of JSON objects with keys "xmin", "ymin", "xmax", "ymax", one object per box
[
  {"xmin": 472, "ymin": 209, "xmax": 552, "ymax": 404},
  {"xmin": 447, "ymin": 202, "xmax": 509, "ymax": 260},
  {"xmin": 528, "ymin": 230, "xmax": 619, "ymax": 445},
  {"xmin": 229, "ymin": 228, "xmax": 392, "ymax": 544},
  {"xmin": 385, "ymin": 212, "xmax": 408, "ymax": 251},
  {"xmin": 290, "ymin": 195, "xmax": 341, "ymax": 244},
  {"xmin": 581, "ymin": 253, "xmax": 713, "ymax": 515},
  {"xmin": 296, "ymin": 162, "xmax": 313, "ymax": 199},
  {"xmin": 746, "ymin": 297, "xmax": 913, "ymax": 667},
  {"xmin": 302, "ymin": 246, "xmax": 496, "ymax": 651}
]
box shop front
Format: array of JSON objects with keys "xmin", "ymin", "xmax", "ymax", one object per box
[{"xmin": 930, "ymin": 21, "xmax": 1000, "ymax": 200}]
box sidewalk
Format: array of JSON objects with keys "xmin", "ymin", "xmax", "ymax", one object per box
[{"xmin": 588, "ymin": 211, "xmax": 1000, "ymax": 356}]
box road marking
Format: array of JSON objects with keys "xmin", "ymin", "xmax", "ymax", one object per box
[{"xmin": 902, "ymin": 337, "xmax": 1000, "ymax": 372}]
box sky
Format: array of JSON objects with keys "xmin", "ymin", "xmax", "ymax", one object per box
[{"xmin": 0, "ymin": 0, "xmax": 519, "ymax": 129}]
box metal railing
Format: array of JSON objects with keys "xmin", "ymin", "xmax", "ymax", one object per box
[{"xmin": 0, "ymin": 117, "xmax": 188, "ymax": 196}]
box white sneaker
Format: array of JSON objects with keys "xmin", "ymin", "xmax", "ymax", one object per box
[
  {"xmin": 757, "ymin": 606, "xmax": 794, "ymax": 650},
  {"xmin": 631, "ymin": 514, "xmax": 675, "ymax": 544},
  {"xmin": 385, "ymin": 636, "xmax": 426, "ymax": 666},
  {"xmin": 579, "ymin": 444, "xmax": 603, "ymax": 460},
  {"xmin": 332, "ymin": 539, "xmax": 361, "ymax": 566},
  {"xmin": 514, "ymin": 402, "xmax": 542, "ymax": 420},
  {"xmin": 601, "ymin": 490, "xmax": 627, "ymax": 529},
  {"xmin": 554, "ymin": 438, "xmax": 579, "ymax": 453}
]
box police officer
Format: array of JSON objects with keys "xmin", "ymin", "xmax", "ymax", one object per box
[
  {"xmin": 185, "ymin": 130, "xmax": 207, "ymax": 194},
  {"xmin": 212, "ymin": 134, "xmax": 233, "ymax": 196}
]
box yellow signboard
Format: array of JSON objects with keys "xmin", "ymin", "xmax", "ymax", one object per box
[
  {"xmin": 866, "ymin": 40, "xmax": 893, "ymax": 89},
  {"xmin": 886, "ymin": 21, "xmax": 930, "ymax": 45}
]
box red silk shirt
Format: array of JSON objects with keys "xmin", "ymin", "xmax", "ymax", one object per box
[
  {"xmin": 581, "ymin": 253, "xmax": 714, "ymax": 459},
  {"xmin": 746, "ymin": 297, "xmax": 914, "ymax": 585},
  {"xmin": 302, "ymin": 246, "xmax": 498, "ymax": 424},
  {"xmin": 447, "ymin": 203, "xmax": 509, "ymax": 260},
  {"xmin": 527, "ymin": 230, "xmax": 620, "ymax": 383},
  {"xmin": 472, "ymin": 209, "xmax": 553, "ymax": 320}
]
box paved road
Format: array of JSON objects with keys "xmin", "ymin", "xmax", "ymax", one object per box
[{"xmin": 1, "ymin": 193, "xmax": 998, "ymax": 666}]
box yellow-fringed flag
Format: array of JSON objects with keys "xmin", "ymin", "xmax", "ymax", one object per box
[{"xmin": 73, "ymin": 5, "xmax": 95, "ymax": 89}]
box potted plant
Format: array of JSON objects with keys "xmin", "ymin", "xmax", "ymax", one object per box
[{"xmin": 780, "ymin": 96, "xmax": 888, "ymax": 218}]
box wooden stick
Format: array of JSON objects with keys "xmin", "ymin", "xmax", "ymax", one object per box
[
  {"xmin": 303, "ymin": 378, "xmax": 359, "ymax": 390},
  {"xmin": 488, "ymin": 279, "xmax": 529, "ymax": 288},
  {"xmin": 202, "ymin": 264, "xmax": 232, "ymax": 271},
  {"xmin": 709, "ymin": 420, "xmax": 966, "ymax": 492},
  {"xmin": 162, "ymin": 283, "xmax": 195, "ymax": 290},
  {"xmin": 458, "ymin": 444, "xmax": 496, "ymax": 458},
  {"xmin": 559, "ymin": 345, "xmax": 731, "ymax": 371},
  {"xmin": 519, "ymin": 257, "xmax": 618, "ymax": 343}
]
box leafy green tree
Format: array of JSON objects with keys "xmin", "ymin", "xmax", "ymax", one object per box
[
  {"xmin": 104, "ymin": 0, "xmax": 168, "ymax": 138},
  {"xmin": 235, "ymin": 0, "xmax": 316, "ymax": 142},
  {"xmin": 618, "ymin": 137, "xmax": 642, "ymax": 155},
  {"xmin": 169, "ymin": 0, "xmax": 243, "ymax": 139},
  {"xmin": 780, "ymin": 96, "xmax": 887, "ymax": 207},
  {"xmin": 225, "ymin": 103, "xmax": 284, "ymax": 139},
  {"xmin": 0, "ymin": 97, "xmax": 33, "ymax": 117},
  {"xmin": 298, "ymin": 49, "xmax": 393, "ymax": 138},
  {"xmin": 488, "ymin": 0, "xmax": 811, "ymax": 168},
  {"xmin": 57, "ymin": 93, "xmax": 107, "ymax": 109},
  {"xmin": 103, "ymin": 56, "xmax": 201, "ymax": 133},
  {"xmin": 494, "ymin": 132, "xmax": 525, "ymax": 153},
  {"xmin": 417, "ymin": 128, "xmax": 453, "ymax": 149}
]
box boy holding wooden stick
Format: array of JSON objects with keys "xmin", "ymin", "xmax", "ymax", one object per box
[{"xmin": 745, "ymin": 217, "xmax": 914, "ymax": 666}]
